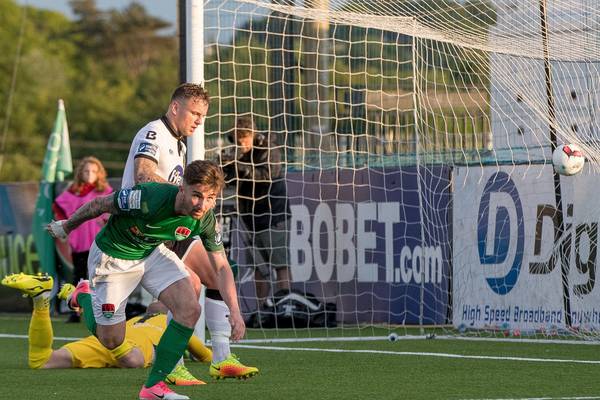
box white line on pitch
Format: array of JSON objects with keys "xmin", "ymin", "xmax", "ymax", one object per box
[
  {"xmin": 2, "ymin": 323, "xmax": 600, "ymax": 346},
  {"xmin": 231, "ymin": 344, "xmax": 600, "ymax": 364},
  {"xmin": 0, "ymin": 333, "xmax": 81, "ymax": 341},
  {"xmin": 444, "ymin": 335, "xmax": 600, "ymax": 346},
  {"xmin": 3, "ymin": 333, "xmax": 600, "ymax": 364},
  {"xmin": 0, "ymin": 333, "xmax": 394, "ymax": 343}
]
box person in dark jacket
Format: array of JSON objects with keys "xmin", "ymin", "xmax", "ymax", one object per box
[{"xmin": 222, "ymin": 114, "xmax": 291, "ymax": 310}]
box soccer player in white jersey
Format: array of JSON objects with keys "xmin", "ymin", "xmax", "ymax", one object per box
[{"xmin": 122, "ymin": 82, "xmax": 258, "ymax": 380}]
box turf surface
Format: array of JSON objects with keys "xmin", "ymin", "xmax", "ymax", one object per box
[{"xmin": 1, "ymin": 314, "xmax": 599, "ymax": 400}]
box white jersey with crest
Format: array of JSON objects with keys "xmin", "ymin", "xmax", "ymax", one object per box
[{"xmin": 122, "ymin": 117, "xmax": 186, "ymax": 189}]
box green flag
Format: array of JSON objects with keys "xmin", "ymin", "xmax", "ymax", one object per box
[
  {"xmin": 56, "ymin": 100, "xmax": 73, "ymax": 181},
  {"xmin": 32, "ymin": 99, "xmax": 72, "ymax": 278}
]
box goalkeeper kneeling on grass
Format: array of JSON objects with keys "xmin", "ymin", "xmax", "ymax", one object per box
[{"xmin": 1, "ymin": 272, "xmax": 210, "ymax": 384}]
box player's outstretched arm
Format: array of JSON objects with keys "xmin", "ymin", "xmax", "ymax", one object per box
[
  {"xmin": 47, "ymin": 194, "xmax": 117, "ymax": 238},
  {"xmin": 207, "ymin": 249, "xmax": 246, "ymax": 341}
]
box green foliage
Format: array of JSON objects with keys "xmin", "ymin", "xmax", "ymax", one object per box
[
  {"xmin": 204, "ymin": 3, "xmax": 494, "ymax": 159},
  {"xmin": 0, "ymin": 1, "xmax": 76, "ymax": 181},
  {"xmin": 0, "ymin": 0, "xmax": 498, "ymax": 181},
  {"xmin": 0, "ymin": 0, "xmax": 177, "ymax": 182}
]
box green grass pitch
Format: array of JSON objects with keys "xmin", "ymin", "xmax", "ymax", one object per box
[{"xmin": 1, "ymin": 314, "xmax": 599, "ymax": 400}]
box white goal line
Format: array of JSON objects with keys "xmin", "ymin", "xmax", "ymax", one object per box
[
  {"xmin": 237, "ymin": 335, "xmax": 600, "ymax": 346},
  {"xmin": 2, "ymin": 332, "xmax": 600, "ymax": 346},
  {"xmin": 231, "ymin": 344, "xmax": 600, "ymax": 365},
  {"xmin": 2, "ymin": 333, "xmax": 599, "ymax": 364}
]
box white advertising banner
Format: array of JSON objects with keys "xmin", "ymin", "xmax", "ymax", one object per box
[{"xmin": 453, "ymin": 164, "xmax": 600, "ymax": 331}]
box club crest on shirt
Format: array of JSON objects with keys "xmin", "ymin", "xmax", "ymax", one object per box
[
  {"xmin": 129, "ymin": 226, "xmax": 143, "ymax": 236},
  {"xmin": 174, "ymin": 226, "xmax": 191, "ymax": 241},
  {"xmin": 102, "ymin": 303, "xmax": 115, "ymax": 318}
]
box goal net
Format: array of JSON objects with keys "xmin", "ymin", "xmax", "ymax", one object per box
[{"xmin": 202, "ymin": 0, "xmax": 600, "ymax": 340}]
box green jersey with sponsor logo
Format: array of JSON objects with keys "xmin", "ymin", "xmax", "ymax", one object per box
[{"xmin": 94, "ymin": 183, "xmax": 223, "ymax": 260}]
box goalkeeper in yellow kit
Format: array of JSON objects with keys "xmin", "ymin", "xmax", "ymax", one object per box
[{"xmin": 1, "ymin": 272, "xmax": 211, "ymax": 384}]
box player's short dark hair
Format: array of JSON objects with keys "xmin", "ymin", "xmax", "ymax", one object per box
[
  {"xmin": 235, "ymin": 114, "xmax": 255, "ymax": 138},
  {"xmin": 184, "ymin": 160, "xmax": 225, "ymax": 192},
  {"xmin": 171, "ymin": 83, "xmax": 209, "ymax": 104}
]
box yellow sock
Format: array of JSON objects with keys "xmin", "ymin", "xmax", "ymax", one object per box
[
  {"xmin": 28, "ymin": 298, "xmax": 53, "ymax": 369},
  {"xmin": 188, "ymin": 335, "xmax": 213, "ymax": 363}
]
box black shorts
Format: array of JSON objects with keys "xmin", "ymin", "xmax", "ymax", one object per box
[{"xmin": 165, "ymin": 238, "xmax": 196, "ymax": 260}]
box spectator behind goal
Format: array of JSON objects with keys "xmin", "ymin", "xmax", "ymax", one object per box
[{"xmin": 222, "ymin": 114, "xmax": 291, "ymax": 319}]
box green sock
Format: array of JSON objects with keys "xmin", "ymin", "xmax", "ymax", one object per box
[
  {"xmin": 145, "ymin": 319, "xmax": 194, "ymax": 387},
  {"xmin": 77, "ymin": 293, "xmax": 97, "ymax": 335}
]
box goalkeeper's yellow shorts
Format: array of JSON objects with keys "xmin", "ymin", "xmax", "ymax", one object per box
[
  {"xmin": 63, "ymin": 336, "xmax": 119, "ymax": 368},
  {"xmin": 62, "ymin": 314, "xmax": 166, "ymax": 368}
]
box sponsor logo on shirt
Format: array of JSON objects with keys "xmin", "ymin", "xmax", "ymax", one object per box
[
  {"xmin": 174, "ymin": 226, "xmax": 191, "ymax": 241},
  {"xmin": 127, "ymin": 225, "xmax": 161, "ymax": 245},
  {"xmin": 118, "ymin": 189, "xmax": 141, "ymax": 210},
  {"xmin": 102, "ymin": 303, "xmax": 115, "ymax": 318},
  {"xmin": 168, "ymin": 165, "xmax": 184, "ymax": 185},
  {"xmin": 137, "ymin": 142, "xmax": 158, "ymax": 157}
]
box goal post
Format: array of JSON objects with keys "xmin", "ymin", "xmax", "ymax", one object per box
[
  {"xmin": 202, "ymin": 0, "xmax": 600, "ymax": 340},
  {"xmin": 182, "ymin": 0, "xmax": 209, "ymax": 343}
]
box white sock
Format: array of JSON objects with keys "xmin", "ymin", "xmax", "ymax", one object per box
[
  {"xmin": 32, "ymin": 291, "xmax": 52, "ymax": 311},
  {"xmin": 205, "ymin": 297, "xmax": 231, "ymax": 363}
]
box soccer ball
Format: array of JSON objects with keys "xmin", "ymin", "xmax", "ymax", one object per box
[{"xmin": 552, "ymin": 143, "xmax": 585, "ymax": 176}]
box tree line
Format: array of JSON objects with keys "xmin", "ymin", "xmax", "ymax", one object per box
[
  {"xmin": 0, "ymin": 0, "xmax": 497, "ymax": 181},
  {"xmin": 0, "ymin": 0, "xmax": 179, "ymax": 181}
]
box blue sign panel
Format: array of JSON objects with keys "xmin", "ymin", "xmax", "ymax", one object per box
[{"xmin": 283, "ymin": 166, "xmax": 452, "ymax": 324}]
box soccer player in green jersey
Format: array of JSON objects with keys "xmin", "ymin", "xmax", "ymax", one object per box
[
  {"xmin": 47, "ymin": 160, "xmax": 230, "ymax": 400},
  {"xmin": 123, "ymin": 83, "xmax": 256, "ymax": 380}
]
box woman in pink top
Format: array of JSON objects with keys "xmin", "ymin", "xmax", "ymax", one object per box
[{"xmin": 53, "ymin": 156, "xmax": 112, "ymax": 322}]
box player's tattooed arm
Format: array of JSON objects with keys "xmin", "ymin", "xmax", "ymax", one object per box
[
  {"xmin": 134, "ymin": 157, "xmax": 168, "ymax": 184},
  {"xmin": 63, "ymin": 194, "xmax": 117, "ymax": 234}
]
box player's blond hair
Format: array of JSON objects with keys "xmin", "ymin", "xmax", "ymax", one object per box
[{"xmin": 171, "ymin": 83, "xmax": 209, "ymax": 105}]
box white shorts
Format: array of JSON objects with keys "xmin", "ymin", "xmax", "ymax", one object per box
[{"xmin": 87, "ymin": 241, "xmax": 190, "ymax": 325}]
